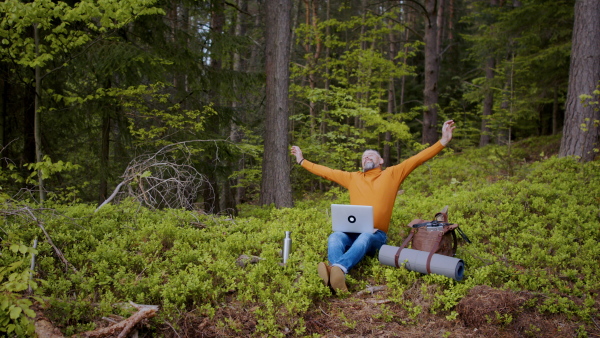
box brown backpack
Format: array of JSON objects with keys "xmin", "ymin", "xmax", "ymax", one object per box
[{"xmin": 394, "ymin": 207, "xmax": 461, "ymax": 274}]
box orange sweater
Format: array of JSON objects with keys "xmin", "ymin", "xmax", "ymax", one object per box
[{"xmin": 301, "ymin": 141, "xmax": 445, "ymax": 233}]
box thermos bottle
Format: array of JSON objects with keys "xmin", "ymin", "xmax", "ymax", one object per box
[{"xmin": 283, "ymin": 231, "xmax": 292, "ymax": 264}]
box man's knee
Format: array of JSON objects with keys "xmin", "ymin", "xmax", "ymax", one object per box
[
  {"xmin": 328, "ymin": 231, "xmax": 347, "ymax": 246},
  {"xmin": 357, "ymin": 232, "xmax": 386, "ymax": 251},
  {"xmin": 355, "ymin": 232, "xmax": 376, "ymax": 244}
]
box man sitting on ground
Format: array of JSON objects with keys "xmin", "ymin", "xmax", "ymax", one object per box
[{"xmin": 290, "ymin": 120, "xmax": 456, "ymax": 292}]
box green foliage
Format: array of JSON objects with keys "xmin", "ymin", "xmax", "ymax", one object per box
[
  {"xmin": 0, "ymin": 155, "xmax": 81, "ymax": 202},
  {"xmin": 291, "ymin": 7, "xmax": 421, "ymax": 174},
  {"xmin": 0, "ymin": 200, "xmax": 334, "ymax": 335},
  {"xmin": 461, "ymin": 0, "xmax": 573, "ymax": 141},
  {"xmin": 0, "ymin": 244, "xmax": 43, "ymax": 337},
  {"xmin": 0, "ymin": 137, "xmax": 598, "ymax": 335},
  {"xmin": 24, "ymin": 155, "xmax": 81, "ymax": 184},
  {"xmin": 387, "ymin": 138, "xmax": 599, "ymax": 324},
  {"xmin": 0, "ymin": 0, "xmax": 164, "ymax": 68}
]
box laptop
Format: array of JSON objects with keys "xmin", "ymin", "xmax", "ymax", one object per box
[{"xmin": 331, "ymin": 204, "xmax": 375, "ymax": 233}]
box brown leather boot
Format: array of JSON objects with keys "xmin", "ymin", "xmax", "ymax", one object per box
[
  {"xmin": 317, "ymin": 262, "xmax": 331, "ymax": 286},
  {"xmin": 329, "ymin": 266, "xmax": 348, "ymax": 292}
]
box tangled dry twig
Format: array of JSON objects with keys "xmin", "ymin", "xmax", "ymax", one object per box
[{"xmin": 96, "ymin": 142, "xmax": 211, "ymax": 212}]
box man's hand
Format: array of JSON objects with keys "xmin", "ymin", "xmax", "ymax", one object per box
[
  {"xmin": 291, "ymin": 146, "xmax": 304, "ymax": 164},
  {"xmin": 440, "ymin": 120, "xmax": 456, "ymax": 146}
]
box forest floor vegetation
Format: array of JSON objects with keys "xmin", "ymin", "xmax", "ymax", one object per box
[{"xmin": 2, "ymin": 134, "xmax": 599, "ymax": 337}]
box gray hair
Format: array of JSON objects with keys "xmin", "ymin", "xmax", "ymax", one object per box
[{"xmin": 362, "ymin": 149, "xmax": 381, "ymax": 157}]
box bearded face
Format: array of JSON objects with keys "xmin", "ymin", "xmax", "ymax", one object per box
[
  {"xmin": 361, "ymin": 150, "xmax": 383, "ymax": 172},
  {"xmin": 363, "ymin": 161, "xmax": 377, "ymax": 171}
]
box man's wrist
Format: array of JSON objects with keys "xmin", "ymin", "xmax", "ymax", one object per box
[{"xmin": 298, "ymin": 158, "xmax": 305, "ymax": 165}]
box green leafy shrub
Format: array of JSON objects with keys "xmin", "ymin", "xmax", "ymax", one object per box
[
  {"xmin": 0, "ymin": 135, "xmax": 598, "ymax": 336},
  {"xmin": 0, "ymin": 244, "xmax": 43, "ymax": 337}
]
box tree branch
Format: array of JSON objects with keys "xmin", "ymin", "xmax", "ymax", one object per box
[
  {"xmin": 80, "ymin": 302, "xmax": 159, "ymax": 338},
  {"xmin": 23, "ymin": 207, "xmax": 78, "ymax": 273}
]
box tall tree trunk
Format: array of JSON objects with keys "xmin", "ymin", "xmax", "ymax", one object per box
[
  {"xmin": 260, "ymin": 0, "xmax": 293, "ymax": 207},
  {"xmin": 320, "ymin": 0, "xmax": 331, "ymax": 146},
  {"xmin": 384, "ymin": 17, "xmax": 397, "ymax": 166},
  {"xmin": 1, "ymin": 64, "xmax": 7, "ymax": 152},
  {"xmin": 497, "ymin": 82, "xmax": 510, "ymax": 145},
  {"xmin": 231, "ymin": 0, "xmax": 247, "ymax": 206},
  {"xmin": 447, "ymin": 0, "xmax": 455, "ymax": 42},
  {"xmin": 167, "ymin": 2, "xmax": 179, "ymax": 89},
  {"xmin": 248, "ymin": 5, "xmax": 262, "ymax": 72},
  {"xmin": 34, "ymin": 23, "xmax": 45, "ymax": 202},
  {"xmin": 479, "ymin": 0, "xmax": 500, "ymax": 146},
  {"xmin": 559, "ymin": 0, "xmax": 600, "ymax": 162},
  {"xmin": 479, "ymin": 57, "xmax": 495, "ymax": 146},
  {"xmin": 422, "ymin": 0, "xmax": 440, "ymax": 145},
  {"xmin": 354, "ymin": 0, "xmax": 369, "ymax": 131},
  {"xmin": 202, "ymin": 0, "xmax": 226, "ymax": 214},
  {"xmin": 98, "ymin": 115, "xmax": 110, "ymax": 205},
  {"xmin": 436, "ymin": 0, "xmax": 445, "ymax": 55},
  {"xmin": 397, "ymin": 6, "xmax": 413, "ymax": 160},
  {"xmin": 23, "ymin": 83, "xmax": 36, "ymax": 165},
  {"xmin": 552, "ymin": 85, "xmax": 559, "ymax": 135},
  {"xmin": 304, "ymin": 0, "xmax": 321, "ymax": 136}
]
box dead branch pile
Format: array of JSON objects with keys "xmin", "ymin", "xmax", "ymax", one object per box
[{"xmin": 97, "ymin": 142, "xmax": 208, "ymax": 212}]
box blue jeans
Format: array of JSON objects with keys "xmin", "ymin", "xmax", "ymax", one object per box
[{"xmin": 328, "ymin": 230, "xmax": 387, "ymax": 273}]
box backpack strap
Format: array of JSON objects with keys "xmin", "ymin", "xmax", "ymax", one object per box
[
  {"xmin": 425, "ymin": 231, "xmax": 445, "ymax": 274},
  {"xmin": 394, "ymin": 229, "xmax": 415, "ymax": 268},
  {"xmin": 394, "ymin": 219, "xmax": 424, "ymax": 268},
  {"xmin": 456, "ymin": 227, "xmax": 472, "ymax": 244},
  {"xmin": 435, "ymin": 211, "xmax": 448, "ymax": 222},
  {"xmin": 424, "ymin": 223, "xmax": 459, "ymax": 272},
  {"xmin": 452, "ymin": 228, "xmax": 458, "ymax": 254}
]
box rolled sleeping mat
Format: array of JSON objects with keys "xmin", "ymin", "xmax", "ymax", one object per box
[{"xmin": 378, "ymin": 245, "xmax": 464, "ymax": 281}]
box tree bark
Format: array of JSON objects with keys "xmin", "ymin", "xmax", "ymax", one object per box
[
  {"xmin": 552, "ymin": 85, "xmax": 559, "ymax": 135},
  {"xmin": 559, "ymin": 0, "xmax": 600, "ymax": 162},
  {"xmin": 436, "ymin": 0, "xmax": 445, "ymax": 55},
  {"xmin": 320, "ymin": 0, "xmax": 331, "ymax": 145},
  {"xmin": 201, "ymin": 1, "xmax": 226, "ymax": 214},
  {"xmin": 304, "ymin": 0, "xmax": 321, "ymax": 136},
  {"xmin": 384, "ymin": 17, "xmax": 397, "ymax": 166},
  {"xmin": 1, "ymin": 63, "xmax": 7, "ymax": 152},
  {"xmin": 497, "ymin": 82, "xmax": 510, "ymax": 145},
  {"xmin": 231, "ymin": 0, "xmax": 247, "ymax": 207},
  {"xmin": 479, "ymin": 57, "xmax": 495, "ymax": 146},
  {"xmin": 447, "ymin": 0, "xmax": 455, "ymax": 42},
  {"xmin": 34, "ymin": 23, "xmax": 45, "ymax": 202},
  {"xmin": 23, "ymin": 83, "xmax": 36, "ymax": 165},
  {"xmin": 98, "ymin": 115, "xmax": 110, "ymax": 205},
  {"xmin": 260, "ymin": 0, "xmax": 293, "ymax": 208},
  {"xmin": 422, "ymin": 0, "xmax": 440, "ymax": 145}
]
